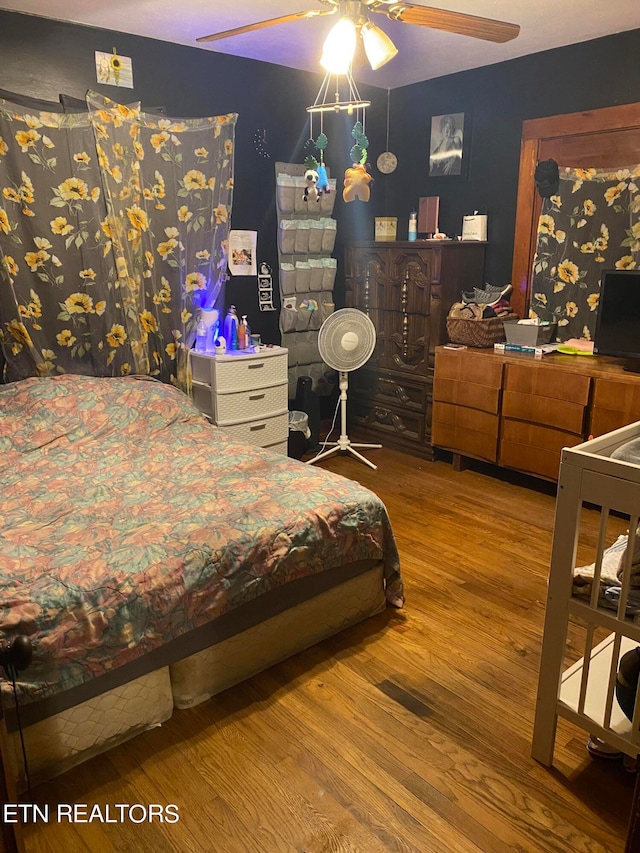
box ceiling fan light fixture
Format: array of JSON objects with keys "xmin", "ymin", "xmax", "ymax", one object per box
[
  {"xmin": 320, "ymin": 16, "xmax": 357, "ymax": 75},
  {"xmin": 361, "ymin": 21, "xmax": 398, "ymax": 70}
]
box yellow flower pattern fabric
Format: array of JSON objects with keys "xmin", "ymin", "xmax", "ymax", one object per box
[
  {"xmin": 0, "ymin": 92, "xmax": 236, "ymax": 388},
  {"xmin": 530, "ymin": 165, "xmax": 640, "ymax": 341}
]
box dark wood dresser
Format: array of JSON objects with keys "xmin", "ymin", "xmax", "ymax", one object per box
[{"xmin": 344, "ymin": 240, "xmax": 487, "ymax": 458}]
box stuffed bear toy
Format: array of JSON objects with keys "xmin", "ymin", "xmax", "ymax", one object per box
[
  {"xmin": 303, "ymin": 168, "xmax": 320, "ymax": 203},
  {"xmin": 343, "ymin": 163, "xmax": 372, "ymax": 203}
]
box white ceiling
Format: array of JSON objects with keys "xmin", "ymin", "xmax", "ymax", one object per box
[{"xmin": 2, "ymin": 1, "xmax": 640, "ymax": 89}]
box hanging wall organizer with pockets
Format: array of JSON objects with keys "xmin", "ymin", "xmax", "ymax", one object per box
[{"xmin": 275, "ymin": 162, "xmax": 337, "ymax": 398}]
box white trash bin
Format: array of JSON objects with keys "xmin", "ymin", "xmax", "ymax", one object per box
[{"xmin": 288, "ymin": 411, "xmax": 311, "ymax": 459}]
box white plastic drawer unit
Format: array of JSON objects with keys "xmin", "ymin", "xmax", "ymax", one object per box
[
  {"xmin": 218, "ymin": 412, "xmax": 288, "ymax": 448},
  {"xmin": 190, "ymin": 348, "xmax": 288, "ymax": 393},
  {"xmin": 192, "ymin": 381, "xmax": 288, "ymax": 424},
  {"xmin": 189, "ymin": 347, "xmax": 289, "ymax": 450}
]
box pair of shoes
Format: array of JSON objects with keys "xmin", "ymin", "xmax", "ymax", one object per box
[
  {"xmin": 461, "ymin": 283, "xmax": 513, "ymax": 307},
  {"xmin": 586, "ymin": 735, "xmax": 623, "ymax": 759},
  {"xmin": 477, "ymin": 283, "xmax": 513, "ymax": 301}
]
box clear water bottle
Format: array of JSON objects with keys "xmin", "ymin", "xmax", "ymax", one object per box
[{"xmin": 195, "ymin": 320, "xmax": 207, "ymax": 352}]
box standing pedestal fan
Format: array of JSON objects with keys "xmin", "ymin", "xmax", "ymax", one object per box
[{"xmin": 308, "ymin": 308, "xmax": 381, "ymax": 470}]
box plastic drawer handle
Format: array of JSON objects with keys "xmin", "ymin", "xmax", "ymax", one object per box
[
  {"xmin": 249, "ymin": 393, "xmax": 265, "ymax": 401},
  {"xmin": 248, "ymin": 363, "xmax": 264, "ymax": 369},
  {"xmin": 250, "ymin": 423, "xmax": 267, "ymax": 431}
]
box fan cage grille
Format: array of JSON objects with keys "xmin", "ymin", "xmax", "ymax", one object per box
[{"xmin": 318, "ymin": 308, "xmax": 376, "ymax": 372}]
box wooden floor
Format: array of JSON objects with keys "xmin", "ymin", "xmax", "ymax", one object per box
[{"xmin": 24, "ymin": 447, "xmax": 634, "ymax": 852}]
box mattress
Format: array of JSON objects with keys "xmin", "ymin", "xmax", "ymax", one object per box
[
  {"xmin": 5, "ymin": 667, "xmax": 173, "ymax": 791},
  {"xmin": 171, "ymin": 562, "xmax": 386, "ymax": 708}
]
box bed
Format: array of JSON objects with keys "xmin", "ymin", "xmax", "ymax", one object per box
[{"xmin": 0, "ymin": 373, "xmax": 402, "ymax": 787}]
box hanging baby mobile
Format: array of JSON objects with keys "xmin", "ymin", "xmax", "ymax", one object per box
[
  {"xmin": 303, "ymin": 131, "xmax": 330, "ymax": 204},
  {"xmin": 343, "ymin": 120, "xmax": 372, "ymax": 203},
  {"xmin": 306, "ymin": 70, "xmax": 372, "ymax": 204}
]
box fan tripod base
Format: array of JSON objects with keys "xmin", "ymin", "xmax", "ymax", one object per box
[
  {"xmin": 305, "ymin": 369, "xmax": 381, "ymax": 470},
  {"xmin": 307, "ymin": 438, "xmax": 382, "ymax": 470}
]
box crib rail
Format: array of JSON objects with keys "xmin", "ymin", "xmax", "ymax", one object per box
[{"xmin": 532, "ymin": 420, "xmax": 640, "ymax": 766}]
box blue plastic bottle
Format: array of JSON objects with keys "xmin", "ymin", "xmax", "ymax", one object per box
[{"xmin": 223, "ymin": 306, "xmax": 239, "ymax": 351}]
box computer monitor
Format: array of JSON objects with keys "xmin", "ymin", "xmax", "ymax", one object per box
[{"xmin": 593, "ymin": 269, "xmax": 640, "ymax": 372}]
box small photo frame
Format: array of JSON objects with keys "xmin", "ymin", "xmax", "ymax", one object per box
[
  {"xmin": 429, "ymin": 112, "xmax": 468, "ymax": 179},
  {"xmin": 95, "ymin": 51, "xmax": 134, "ymax": 89}
]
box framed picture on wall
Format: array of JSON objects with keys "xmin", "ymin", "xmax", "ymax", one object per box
[{"xmin": 429, "ymin": 112, "xmax": 468, "ymax": 178}]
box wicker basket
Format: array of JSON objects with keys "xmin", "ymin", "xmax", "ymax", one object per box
[{"xmin": 446, "ymin": 313, "xmax": 519, "ymax": 348}]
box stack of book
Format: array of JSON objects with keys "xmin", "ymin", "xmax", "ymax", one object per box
[{"xmin": 494, "ymin": 342, "xmax": 561, "ymax": 358}]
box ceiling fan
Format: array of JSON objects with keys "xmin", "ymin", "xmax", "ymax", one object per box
[{"xmin": 197, "ymin": 2, "xmax": 520, "ymax": 72}]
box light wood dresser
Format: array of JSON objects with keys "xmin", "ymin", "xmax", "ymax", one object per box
[{"xmin": 433, "ymin": 346, "xmax": 640, "ymax": 481}]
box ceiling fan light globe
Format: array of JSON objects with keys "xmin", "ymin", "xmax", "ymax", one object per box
[
  {"xmin": 361, "ymin": 21, "xmax": 398, "ymax": 70},
  {"xmin": 320, "ymin": 16, "xmax": 356, "ymax": 75}
]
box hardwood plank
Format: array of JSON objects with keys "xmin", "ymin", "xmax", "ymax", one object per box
[
  {"xmin": 258, "ymin": 653, "xmax": 616, "ymax": 852},
  {"xmin": 23, "ymin": 446, "xmax": 632, "ymax": 852}
]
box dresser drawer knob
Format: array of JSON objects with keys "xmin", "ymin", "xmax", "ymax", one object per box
[
  {"xmin": 250, "ymin": 423, "xmax": 267, "ymax": 431},
  {"xmin": 248, "ymin": 363, "xmax": 264, "ymax": 370},
  {"xmin": 249, "ymin": 393, "xmax": 266, "ymax": 401}
]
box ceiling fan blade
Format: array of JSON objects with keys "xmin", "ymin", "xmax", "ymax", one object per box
[
  {"xmin": 382, "ymin": 3, "xmax": 520, "ymax": 43},
  {"xmin": 197, "ymin": 9, "xmax": 336, "ymax": 43}
]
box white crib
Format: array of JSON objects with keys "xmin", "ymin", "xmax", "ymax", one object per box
[{"xmin": 533, "ymin": 421, "xmax": 640, "ymax": 766}]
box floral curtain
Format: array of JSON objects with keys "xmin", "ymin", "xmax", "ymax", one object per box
[
  {"xmin": 530, "ymin": 165, "xmax": 640, "ymax": 341},
  {"xmin": 0, "ymin": 91, "xmax": 236, "ymax": 388}
]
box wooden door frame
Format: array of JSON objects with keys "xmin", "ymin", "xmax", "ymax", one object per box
[{"xmin": 510, "ymin": 102, "xmax": 640, "ymax": 319}]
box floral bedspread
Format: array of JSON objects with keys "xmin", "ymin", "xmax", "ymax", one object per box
[{"xmin": 0, "ymin": 375, "xmax": 402, "ymax": 704}]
